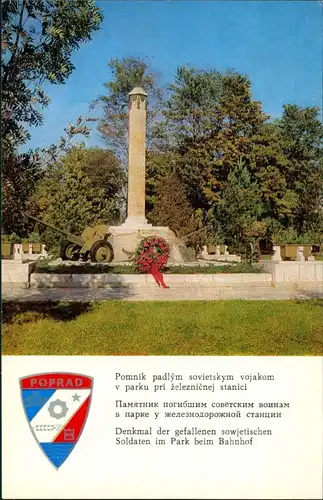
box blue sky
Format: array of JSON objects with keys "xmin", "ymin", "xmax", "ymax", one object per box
[{"xmin": 24, "ymin": 0, "xmax": 322, "ymax": 151}]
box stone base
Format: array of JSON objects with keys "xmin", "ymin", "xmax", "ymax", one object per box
[
  {"xmin": 108, "ymin": 224, "xmax": 185, "ymax": 263},
  {"xmin": 260, "ymin": 259, "xmax": 323, "ymax": 284},
  {"xmin": 2, "ymin": 260, "xmax": 36, "ymax": 289},
  {"xmin": 120, "ymin": 216, "xmax": 152, "ymax": 228},
  {"xmin": 30, "ymin": 272, "xmax": 273, "ymax": 289}
]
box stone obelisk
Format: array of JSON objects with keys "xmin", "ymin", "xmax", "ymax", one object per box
[
  {"xmin": 108, "ymin": 86, "xmax": 184, "ymax": 263},
  {"xmin": 123, "ymin": 87, "xmax": 150, "ymax": 228}
]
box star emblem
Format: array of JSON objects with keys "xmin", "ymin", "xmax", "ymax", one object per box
[{"xmin": 72, "ymin": 393, "xmax": 81, "ymax": 402}]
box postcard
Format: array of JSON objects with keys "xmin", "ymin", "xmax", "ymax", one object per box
[{"xmin": 2, "ymin": 1, "xmax": 322, "ymax": 498}]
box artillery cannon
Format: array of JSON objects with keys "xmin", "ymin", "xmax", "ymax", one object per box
[{"xmin": 26, "ymin": 215, "xmax": 114, "ymax": 263}]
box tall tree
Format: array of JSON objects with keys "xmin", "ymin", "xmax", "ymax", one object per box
[
  {"xmin": 249, "ymin": 121, "xmax": 298, "ymax": 229},
  {"xmin": 212, "ymin": 159, "xmax": 264, "ymax": 251},
  {"xmin": 28, "ymin": 145, "xmax": 122, "ymax": 250},
  {"xmin": 1, "ymin": 0, "xmax": 103, "ymax": 153},
  {"xmin": 83, "ymin": 147, "xmax": 126, "ymax": 202},
  {"xmin": 92, "ymin": 56, "xmax": 163, "ymax": 168},
  {"xmin": 1, "ymin": 116, "xmax": 92, "ymax": 237},
  {"xmin": 157, "ymin": 67, "xmax": 268, "ymax": 216},
  {"xmin": 145, "ymin": 150, "xmax": 177, "ymax": 212},
  {"xmin": 148, "ymin": 171, "xmax": 197, "ymax": 238},
  {"xmin": 278, "ymin": 105, "xmax": 323, "ymax": 234},
  {"xmin": 2, "ymin": 152, "xmax": 42, "ymax": 236}
]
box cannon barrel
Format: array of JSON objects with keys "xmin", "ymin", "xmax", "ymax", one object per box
[
  {"xmin": 179, "ymin": 225, "xmax": 209, "ymax": 242},
  {"xmin": 26, "ymin": 214, "xmax": 83, "ymax": 246}
]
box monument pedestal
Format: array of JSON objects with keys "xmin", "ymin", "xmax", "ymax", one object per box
[
  {"xmin": 121, "ymin": 216, "xmax": 152, "ymax": 229},
  {"xmin": 108, "ymin": 224, "xmax": 185, "ymax": 264}
]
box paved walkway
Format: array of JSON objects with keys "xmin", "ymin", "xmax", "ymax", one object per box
[{"xmin": 2, "ymin": 284, "xmax": 322, "ymax": 301}]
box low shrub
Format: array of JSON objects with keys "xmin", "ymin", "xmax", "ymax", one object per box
[{"xmin": 34, "ymin": 261, "xmax": 264, "ymax": 274}]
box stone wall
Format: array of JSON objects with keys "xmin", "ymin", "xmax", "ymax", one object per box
[
  {"xmin": 29, "ymin": 273, "xmax": 273, "ymax": 288},
  {"xmin": 1, "ymin": 260, "xmax": 36, "ymax": 289},
  {"xmin": 3, "ymin": 259, "xmax": 322, "ymax": 291},
  {"xmin": 260, "ymin": 260, "xmax": 323, "ymax": 286}
]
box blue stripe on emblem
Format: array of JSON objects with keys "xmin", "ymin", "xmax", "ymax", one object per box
[
  {"xmin": 40, "ymin": 443, "xmax": 75, "ymax": 468},
  {"xmin": 22, "ymin": 389, "xmax": 56, "ymax": 421}
]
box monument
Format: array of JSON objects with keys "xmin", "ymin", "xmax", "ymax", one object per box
[
  {"xmin": 108, "ymin": 87, "xmax": 185, "ymax": 263},
  {"xmin": 123, "ymin": 87, "xmax": 151, "ymax": 228}
]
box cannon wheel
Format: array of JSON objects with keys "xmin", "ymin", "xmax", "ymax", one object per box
[
  {"xmin": 90, "ymin": 240, "xmax": 114, "ymax": 263},
  {"xmin": 60, "ymin": 240, "xmax": 81, "ymax": 261}
]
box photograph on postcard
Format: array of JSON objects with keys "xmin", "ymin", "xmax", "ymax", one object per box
[
  {"xmin": 1, "ymin": 0, "xmax": 322, "ymax": 499},
  {"xmin": 2, "ymin": 0, "xmax": 322, "ymax": 358}
]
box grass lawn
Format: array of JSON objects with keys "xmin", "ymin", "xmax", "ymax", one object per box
[{"xmin": 2, "ymin": 300, "xmax": 322, "ymax": 356}]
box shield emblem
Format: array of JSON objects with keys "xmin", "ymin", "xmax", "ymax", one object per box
[{"xmin": 20, "ymin": 372, "xmax": 93, "ymax": 469}]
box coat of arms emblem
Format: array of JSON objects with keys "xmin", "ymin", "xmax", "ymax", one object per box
[{"xmin": 20, "ymin": 372, "xmax": 93, "ymax": 468}]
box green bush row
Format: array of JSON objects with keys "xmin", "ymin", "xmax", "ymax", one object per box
[{"xmin": 34, "ymin": 261, "xmax": 264, "ymax": 275}]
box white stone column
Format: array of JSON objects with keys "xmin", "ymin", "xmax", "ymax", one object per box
[
  {"xmin": 123, "ymin": 87, "xmax": 151, "ymax": 228},
  {"xmin": 272, "ymin": 245, "xmax": 282, "ymax": 261},
  {"xmin": 13, "ymin": 244, "xmax": 22, "ymax": 260},
  {"xmin": 297, "ymin": 246, "xmax": 305, "ymax": 261},
  {"xmin": 41, "ymin": 244, "xmax": 48, "ymax": 257},
  {"xmin": 201, "ymin": 245, "xmax": 209, "ymax": 257}
]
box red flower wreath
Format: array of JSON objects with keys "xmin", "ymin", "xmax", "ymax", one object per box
[{"xmin": 134, "ymin": 235, "xmax": 170, "ymax": 273}]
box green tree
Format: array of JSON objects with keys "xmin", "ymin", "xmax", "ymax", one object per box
[
  {"xmin": 148, "ymin": 171, "xmax": 197, "ymax": 238},
  {"xmin": 212, "ymin": 159, "xmax": 264, "ymax": 252},
  {"xmin": 157, "ymin": 67, "xmax": 268, "ymax": 215},
  {"xmin": 28, "ymin": 145, "xmax": 121, "ymax": 250},
  {"xmin": 145, "ymin": 150, "xmax": 177, "ymax": 212},
  {"xmin": 83, "ymin": 147, "xmax": 126, "ymax": 203},
  {"xmin": 249, "ymin": 121, "xmax": 299, "ymax": 229},
  {"xmin": 278, "ymin": 105, "xmax": 323, "ymax": 234},
  {"xmin": 92, "ymin": 56, "xmax": 163, "ymax": 168},
  {"xmin": 1, "ymin": 116, "xmax": 92, "ymax": 237},
  {"xmin": 2, "ymin": 152, "xmax": 42, "ymax": 236},
  {"xmin": 2, "ymin": 0, "xmax": 103, "ymax": 153}
]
